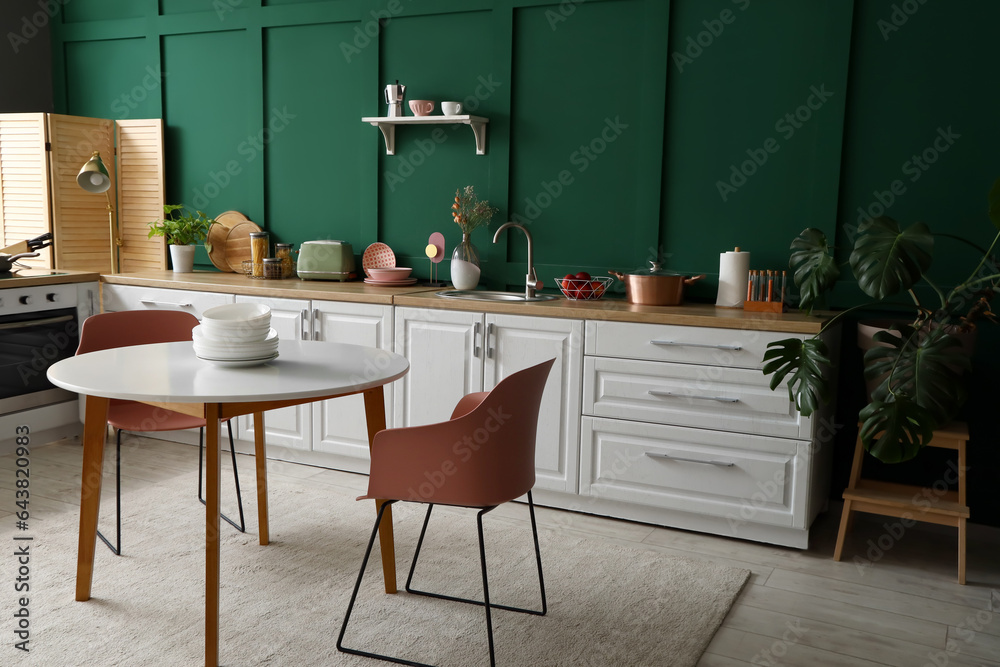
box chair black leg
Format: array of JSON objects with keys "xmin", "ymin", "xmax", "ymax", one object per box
[
  {"xmin": 477, "ymin": 506, "xmax": 497, "ymax": 667},
  {"xmin": 337, "ymin": 500, "xmax": 432, "ymax": 667},
  {"xmin": 407, "ymin": 491, "xmax": 547, "ymax": 617},
  {"xmin": 198, "ymin": 422, "xmax": 246, "ymax": 532},
  {"xmin": 96, "ymin": 428, "xmax": 122, "ymax": 556}
]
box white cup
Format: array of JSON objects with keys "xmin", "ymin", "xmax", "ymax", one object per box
[{"xmin": 441, "ymin": 101, "xmax": 462, "ymax": 116}]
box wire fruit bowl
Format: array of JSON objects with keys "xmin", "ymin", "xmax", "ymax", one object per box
[{"xmin": 556, "ymin": 276, "xmax": 614, "ymax": 300}]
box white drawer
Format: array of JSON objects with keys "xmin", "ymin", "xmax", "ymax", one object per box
[
  {"xmin": 584, "ymin": 320, "xmax": 801, "ymax": 369},
  {"xmin": 101, "ymin": 284, "xmax": 233, "ymax": 318},
  {"xmin": 583, "ymin": 356, "xmax": 809, "ymax": 439},
  {"xmin": 581, "ymin": 417, "xmax": 810, "ymax": 529}
]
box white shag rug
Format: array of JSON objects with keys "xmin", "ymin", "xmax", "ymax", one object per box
[{"xmin": 5, "ymin": 470, "xmax": 748, "ymax": 666}]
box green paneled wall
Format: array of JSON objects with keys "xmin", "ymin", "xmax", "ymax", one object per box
[{"xmin": 50, "ymin": 0, "xmax": 1000, "ymax": 526}]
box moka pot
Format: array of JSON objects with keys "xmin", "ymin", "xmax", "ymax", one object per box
[{"xmin": 384, "ymin": 80, "xmax": 406, "ymax": 117}]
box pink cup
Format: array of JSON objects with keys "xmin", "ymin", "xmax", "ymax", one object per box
[{"xmin": 408, "ymin": 100, "xmax": 435, "ymax": 116}]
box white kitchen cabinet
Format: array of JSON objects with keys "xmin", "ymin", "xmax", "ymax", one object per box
[
  {"xmin": 233, "ymin": 294, "xmax": 311, "ymax": 451},
  {"xmin": 580, "ymin": 320, "xmax": 834, "ymax": 548},
  {"xmin": 311, "ymin": 300, "xmax": 394, "ymax": 473},
  {"xmin": 394, "ymin": 307, "xmax": 583, "ymax": 494},
  {"xmin": 101, "ymin": 283, "xmax": 234, "ymax": 317}
]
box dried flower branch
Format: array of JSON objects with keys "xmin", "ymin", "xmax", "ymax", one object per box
[{"xmin": 451, "ymin": 185, "xmax": 498, "ymax": 235}]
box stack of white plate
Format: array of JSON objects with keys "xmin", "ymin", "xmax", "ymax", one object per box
[{"xmin": 194, "ymin": 303, "xmax": 279, "ymax": 366}]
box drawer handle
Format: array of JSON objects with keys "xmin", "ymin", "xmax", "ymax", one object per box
[
  {"xmin": 645, "ymin": 452, "xmax": 735, "ymax": 467},
  {"xmin": 474, "ymin": 321, "xmax": 481, "ymax": 358},
  {"xmin": 648, "ymin": 389, "xmax": 739, "ymax": 403},
  {"xmin": 650, "ymin": 339, "xmax": 742, "ymax": 351},
  {"xmin": 140, "ymin": 299, "xmax": 193, "ymax": 308}
]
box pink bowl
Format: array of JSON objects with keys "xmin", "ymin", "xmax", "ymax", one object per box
[
  {"xmin": 408, "ymin": 100, "xmax": 435, "ymax": 116},
  {"xmin": 368, "ymin": 267, "xmax": 412, "ymax": 280}
]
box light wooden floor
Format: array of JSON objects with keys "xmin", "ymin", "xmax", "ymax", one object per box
[{"xmin": 2, "ymin": 435, "xmax": 998, "ymax": 667}]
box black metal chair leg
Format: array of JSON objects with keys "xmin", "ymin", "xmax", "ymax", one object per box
[
  {"xmin": 337, "ymin": 500, "xmax": 433, "ymax": 667},
  {"xmin": 198, "ymin": 422, "xmax": 246, "ymax": 532},
  {"xmin": 96, "ymin": 428, "xmax": 122, "ymax": 556},
  {"xmin": 477, "ymin": 506, "xmax": 497, "ymax": 667},
  {"xmin": 407, "ymin": 492, "xmax": 547, "ymax": 617}
]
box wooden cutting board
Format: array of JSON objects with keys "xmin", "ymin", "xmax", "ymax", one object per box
[
  {"xmin": 207, "ymin": 211, "xmax": 249, "ymax": 272},
  {"xmin": 224, "ymin": 221, "xmax": 262, "ymax": 273}
]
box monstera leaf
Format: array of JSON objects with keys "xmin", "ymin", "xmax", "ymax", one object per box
[
  {"xmin": 864, "ymin": 325, "xmax": 969, "ymax": 425},
  {"xmin": 989, "ymin": 176, "xmax": 1000, "ymax": 230},
  {"xmin": 858, "ymin": 396, "xmax": 937, "ymax": 463},
  {"xmin": 849, "ymin": 217, "xmax": 933, "ymax": 300},
  {"xmin": 762, "ymin": 337, "xmax": 831, "ymax": 416},
  {"xmin": 789, "ymin": 228, "xmax": 840, "ymax": 313}
]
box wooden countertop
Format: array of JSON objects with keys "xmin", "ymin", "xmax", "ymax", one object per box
[
  {"xmin": 101, "ymin": 271, "xmax": 828, "ymax": 334},
  {"xmin": 0, "ymin": 268, "xmax": 101, "ymax": 289},
  {"xmin": 101, "ymin": 271, "xmax": 434, "ymax": 306}
]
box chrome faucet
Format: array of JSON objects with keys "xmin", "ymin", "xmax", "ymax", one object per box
[{"xmin": 492, "ymin": 222, "xmax": 542, "ymax": 299}]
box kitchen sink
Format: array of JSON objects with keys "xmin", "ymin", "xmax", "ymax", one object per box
[{"xmin": 436, "ymin": 290, "xmax": 559, "ymax": 302}]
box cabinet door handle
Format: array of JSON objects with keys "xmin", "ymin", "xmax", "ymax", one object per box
[
  {"xmin": 645, "ymin": 452, "xmax": 735, "ymax": 467},
  {"xmin": 486, "ymin": 322, "xmax": 495, "ymax": 358},
  {"xmin": 648, "ymin": 389, "xmax": 739, "ymax": 403},
  {"xmin": 312, "ymin": 308, "xmax": 320, "ymax": 340},
  {"xmin": 650, "ymin": 339, "xmax": 742, "ymax": 351},
  {"xmin": 474, "ymin": 321, "xmax": 481, "ymax": 358},
  {"xmin": 140, "ymin": 299, "xmax": 193, "ymax": 308},
  {"xmin": 301, "ymin": 309, "xmax": 309, "ymax": 340}
]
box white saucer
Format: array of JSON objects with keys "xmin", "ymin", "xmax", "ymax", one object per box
[
  {"xmin": 197, "ymin": 352, "xmax": 279, "ymax": 367},
  {"xmin": 364, "ymin": 277, "xmax": 418, "ymax": 286}
]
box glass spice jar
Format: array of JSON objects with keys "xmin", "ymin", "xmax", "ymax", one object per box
[
  {"xmin": 275, "ymin": 243, "xmax": 293, "ymax": 278},
  {"xmin": 249, "ymin": 231, "xmax": 269, "ymax": 277},
  {"xmin": 262, "ymin": 257, "xmax": 283, "ymax": 280}
]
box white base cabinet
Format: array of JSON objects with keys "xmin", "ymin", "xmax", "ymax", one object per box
[
  {"xmin": 100, "ymin": 279, "xmax": 835, "ymax": 547},
  {"xmin": 393, "ymin": 307, "xmax": 583, "ymax": 494}
]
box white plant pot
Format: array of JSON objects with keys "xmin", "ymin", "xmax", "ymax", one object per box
[{"xmin": 169, "ymin": 244, "xmax": 196, "ymax": 273}]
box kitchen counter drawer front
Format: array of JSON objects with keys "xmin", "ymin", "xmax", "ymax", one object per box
[
  {"xmin": 584, "ymin": 320, "xmax": 802, "ymax": 369},
  {"xmin": 583, "ymin": 357, "xmax": 809, "ymax": 439},
  {"xmin": 581, "ymin": 417, "xmax": 810, "ymax": 529},
  {"xmin": 101, "ymin": 283, "xmax": 233, "ymax": 318}
]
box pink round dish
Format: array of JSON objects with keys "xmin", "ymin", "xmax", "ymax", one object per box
[{"xmin": 368, "ymin": 267, "xmax": 412, "ymax": 280}]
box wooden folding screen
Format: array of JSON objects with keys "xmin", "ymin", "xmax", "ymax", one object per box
[{"xmin": 0, "ymin": 113, "xmax": 165, "ymax": 273}]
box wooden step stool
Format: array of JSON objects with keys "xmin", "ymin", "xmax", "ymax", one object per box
[{"xmin": 833, "ymin": 422, "xmax": 969, "ymax": 584}]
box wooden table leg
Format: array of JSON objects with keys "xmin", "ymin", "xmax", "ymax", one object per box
[
  {"xmin": 363, "ymin": 386, "xmax": 396, "ymax": 594},
  {"xmin": 205, "ymin": 403, "xmax": 222, "ymax": 667},
  {"xmin": 76, "ymin": 395, "xmax": 109, "ymax": 602},
  {"xmin": 253, "ymin": 411, "xmax": 269, "ymax": 546}
]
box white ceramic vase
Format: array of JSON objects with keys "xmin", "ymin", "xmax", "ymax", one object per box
[{"xmin": 169, "ymin": 244, "xmax": 196, "ymax": 273}]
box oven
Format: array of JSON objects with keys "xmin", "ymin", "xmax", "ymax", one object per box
[{"xmin": 0, "ymin": 281, "xmax": 98, "ymax": 450}]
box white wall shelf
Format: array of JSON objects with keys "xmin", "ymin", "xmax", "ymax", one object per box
[{"xmin": 361, "ymin": 115, "xmax": 489, "ymax": 155}]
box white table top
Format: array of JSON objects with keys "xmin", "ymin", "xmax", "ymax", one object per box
[{"xmin": 47, "ymin": 340, "xmax": 409, "ymax": 403}]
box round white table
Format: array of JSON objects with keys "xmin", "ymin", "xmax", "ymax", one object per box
[{"xmin": 48, "ymin": 340, "xmax": 409, "ymax": 667}]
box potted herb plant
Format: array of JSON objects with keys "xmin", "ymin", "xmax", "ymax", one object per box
[
  {"xmin": 148, "ymin": 204, "xmax": 215, "ymax": 273},
  {"xmin": 762, "ymin": 178, "xmax": 1000, "ymax": 463}
]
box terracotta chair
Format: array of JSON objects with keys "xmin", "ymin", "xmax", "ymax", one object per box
[
  {"xmin": 75, "ymin": 310, "xmax": 245, "ymax": 555},
  {"xmin": 337, "ymin": 358, "xmax": 555, "ymax": 667}
]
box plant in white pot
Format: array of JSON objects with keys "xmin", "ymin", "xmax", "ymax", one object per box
[
  {"xmin": 148, "ymin": 204, "xmax": 215, "ymax": 273},
  {"xmin": 762, "ymin": 178, "xmax": 1000, "ymax": 464}
]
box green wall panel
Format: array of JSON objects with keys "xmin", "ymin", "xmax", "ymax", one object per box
[
  {"xmin": 661, "ymin": 0, "xmax": 852, "ymax": 283},
  {"xmin": 62, "ymin": 0, "xmax": 145, "ymax": 23},
  {"xmin": 510, "ymin": 0, "xmax": 651, "ymax": 276},
  {"xmin": 263, "ymin": 22, "xmax": 366, "ymax": 247},
  {"xmin": 64, "ymin": 38, "xmax": 160, "ymax": 120},
  {"xmin": 377, "ymin": 10, "xmax": 495, "ymax": 275},
  {"xmin": 836, "ymin": 0, "xmax": 1000, "ymax": 288},
  {"xmin": 162, "ymin": 30, "xmax": 260, "ymax": 221}
]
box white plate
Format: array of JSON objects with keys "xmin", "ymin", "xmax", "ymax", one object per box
[
  {"xmin": 196, "ymin": 352, "xmax": 279, "ymax": 367},
  {"xmin": 193, "ymin": 325, "xmax": 277, "ymax": 345}
]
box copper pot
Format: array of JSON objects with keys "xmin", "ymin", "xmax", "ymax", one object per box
[{"xmin": 609, "ymin": 262, "xmax": 706, "ymax": 306}]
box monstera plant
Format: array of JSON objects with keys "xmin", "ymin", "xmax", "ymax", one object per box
[{"xmin": 763, "ymin": 178, "xmax": 1000, "ymax": 463}]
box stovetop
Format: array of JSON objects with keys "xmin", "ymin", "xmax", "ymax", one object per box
[{"xmin": 0, "ymin": 270, "xmax": 68, "ymax": 280}]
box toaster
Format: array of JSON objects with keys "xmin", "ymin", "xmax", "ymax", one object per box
[{"xmin": 297, "ymin": 240, "xmax": 356, "ymax": 281}]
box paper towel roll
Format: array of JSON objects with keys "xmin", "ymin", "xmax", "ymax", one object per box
[{"xmin": 716, "ymin": 248, "xmax": 750, "ymax": 308}]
